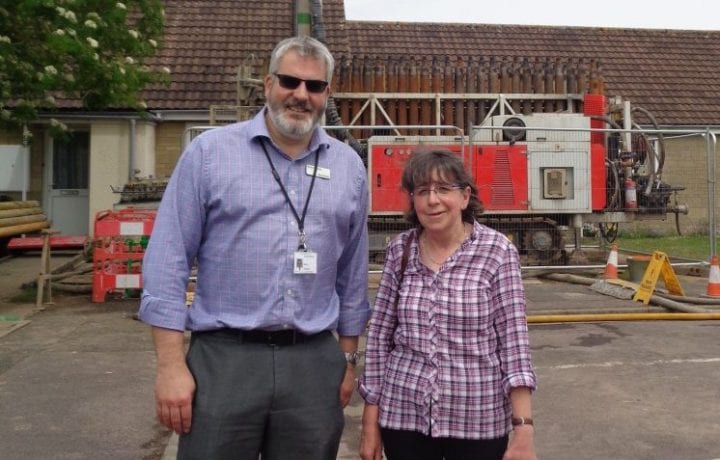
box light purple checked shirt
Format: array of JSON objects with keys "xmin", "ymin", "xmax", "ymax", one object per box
[
  {"xmin": 138, "ymin": 109, "xmax": 370, "ymax": 336},
  {"xmin": 358, "ymin": 222, "xmax": 537, "ymax": 439}
]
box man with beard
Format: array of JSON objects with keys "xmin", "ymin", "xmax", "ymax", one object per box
[{"xmin": 138, "ymin": 36, "xmax": 370, "ymax": 460}]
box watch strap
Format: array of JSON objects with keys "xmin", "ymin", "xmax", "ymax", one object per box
[
  {"xmin": 511, "ymin": 416, "xmax": 534, "ymax": 426},
  {"xmin": 344, "ymin": 351, "xmax": 360, "ymax": 366}
]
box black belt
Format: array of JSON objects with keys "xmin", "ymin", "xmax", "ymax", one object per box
[{"xmin": 196, "ymin": 328, "xmax": 322, "ymax": 346}]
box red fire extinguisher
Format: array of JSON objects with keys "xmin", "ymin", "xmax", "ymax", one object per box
[{"xmin": 624, "ymin": 178, "xmax": 637, "ymax": 209}]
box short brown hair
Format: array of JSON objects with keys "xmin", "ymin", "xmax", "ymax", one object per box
[{"xmin": 401, "ymin": 150, "xmax": 483, "ymax": 227}]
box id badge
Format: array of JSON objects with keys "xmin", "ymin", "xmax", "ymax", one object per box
[{"xmin": 294, "ymin": 250, "xmax": 318, "ymax": 274}]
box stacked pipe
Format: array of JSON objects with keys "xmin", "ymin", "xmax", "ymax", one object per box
[
  {"xmin": 0, "ymin": 201, "xmax": 49, "ymax": 238},
  {"xmin": 334, "ymin": 55, "xmax": 604, "ymax": 134}
]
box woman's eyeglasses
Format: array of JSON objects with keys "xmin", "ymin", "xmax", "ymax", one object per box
[
  {"xmin": 411, "ymin": 184, "xmax": 464, "ymax": 198},
  {"xmin": 274, "ymin": 73, "xmax": 329, "ymax": 93}
]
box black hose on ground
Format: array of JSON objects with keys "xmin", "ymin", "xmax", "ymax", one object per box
[{"xmin": 539, "ymin": 273, "xmax": 714, "ymax": 313}]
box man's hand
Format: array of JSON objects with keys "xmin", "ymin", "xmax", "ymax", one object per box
[
  {"xmin": 339, "ymin": 365, "xmax": 355, "ymax": 408},
  {"xmin": 155, "ymin": 360, "xmax": 196, "ymax": 434},
  {"xmin": 337, "ymin": 335, "xmax": 360, "ymax": 408},
  {"xmin": 151, "ymin": 327, "xmax": 195, "ymax": 434}
]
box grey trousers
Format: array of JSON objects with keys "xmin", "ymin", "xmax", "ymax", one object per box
[{"xmin": 177, "ymin": 330, "xmax": 347, "ymax": 460}]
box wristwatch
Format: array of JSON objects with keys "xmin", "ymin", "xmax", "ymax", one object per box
[{"xmin": 344, "ymin": 351, "xmax": 361, "ymax": 366}]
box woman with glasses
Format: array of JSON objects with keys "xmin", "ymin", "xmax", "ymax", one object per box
[{"xmin": 358, "ymin": 150, "xmax": 538, "ymax": 460}]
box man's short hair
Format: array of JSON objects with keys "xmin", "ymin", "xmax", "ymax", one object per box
[{"xmin": 269, "ymin": 36, "xmax": 335, "ymax": 83}]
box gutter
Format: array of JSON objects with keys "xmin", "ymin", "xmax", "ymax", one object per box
[
  {"xmin": 36, "ymin": 111, "xmax": 161, "ymax": 121},
  {"xmin": 149, "ymin": 110, "xmax": 213, "ymax": 122}
]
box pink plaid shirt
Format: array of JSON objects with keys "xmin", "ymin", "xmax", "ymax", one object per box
[{"xmin": 358, "ymin": 222, "xmax": 537, "ymax": 439}]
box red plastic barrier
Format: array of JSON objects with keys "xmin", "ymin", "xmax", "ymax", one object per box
[{"xmin": 92, "ymin": 208, "xmax": 156, "ymax": 303}]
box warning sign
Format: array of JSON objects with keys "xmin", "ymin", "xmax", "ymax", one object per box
[{"xmin": 632, "ymin": 251, "xmax": 685, "ymax": 304}]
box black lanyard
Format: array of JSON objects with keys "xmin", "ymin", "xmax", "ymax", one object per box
[{"xmin": 260, "ymin": 138, "xmax": 320, "ymax": 250}]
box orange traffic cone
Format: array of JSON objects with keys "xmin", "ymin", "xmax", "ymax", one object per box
[
  {"xmin": 706, "ymin": 255, "xmax": 720, "ymax": 297},
  {"xmin": 604, "ymin": 244, "xmax": 619, "ymax": 279}
]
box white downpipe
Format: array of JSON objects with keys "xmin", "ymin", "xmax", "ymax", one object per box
[
  {"xmin": 707, "ymin": 128, "xmax": 717, "ymax": 258},
  {"xmin": 623, "ymin": 100, "xmax": 632, "ymax": 151},
  {"xmin": 128, "ymin": 118, "xmax": 136, "ymax": 181}
]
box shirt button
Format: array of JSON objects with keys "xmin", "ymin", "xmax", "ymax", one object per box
[{"xmin": 286, "ymin": 289, "xmax": 293, "ymax": 296}]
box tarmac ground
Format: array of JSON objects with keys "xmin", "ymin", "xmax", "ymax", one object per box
[{"xmin": 1, "ymin": 252, "xmax": 719, "ymax": 460}]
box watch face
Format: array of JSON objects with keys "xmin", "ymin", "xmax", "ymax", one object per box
[{"xmin": 345, "ymin": 351, "xmax": 359, "ymax": 365}]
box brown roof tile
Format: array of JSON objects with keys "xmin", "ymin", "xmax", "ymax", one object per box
[
  {"xmin": 66, "ymin": 0, "xmax": 720, "ymax": 126},
  {"xmin": 141, "ymin": 0, "xmax": 351, "ymax": 110}
]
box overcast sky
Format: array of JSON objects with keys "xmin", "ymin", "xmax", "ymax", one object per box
[{"xmin": 344, "ymin": 0, "xmax": 720, "ymax": 31}]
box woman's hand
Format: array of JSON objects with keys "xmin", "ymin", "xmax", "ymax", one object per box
[
  {"xmin": 359, "ymin": 404, "xmax": 383, "ymax": 460},
  {"xmin": 503, "ymin": 425, "xmax": 537, "ymax": 460}
]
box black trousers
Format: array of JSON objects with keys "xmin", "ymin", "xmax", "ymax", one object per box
[
  {"xmin": 380, "ymin": 427, "xmax": 509, "ymax": 460},
  {"xmin": 177, "ymin": 329, "xmax": 347, "ymax": 460}
]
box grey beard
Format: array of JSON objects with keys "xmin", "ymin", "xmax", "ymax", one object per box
[{"xmin": 267, "ymin": 103, "xmax": 324, "ymax": 139}]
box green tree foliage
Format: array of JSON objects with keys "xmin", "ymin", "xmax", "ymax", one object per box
[{"xmin": 0, "ymin": 0, "xmax": 166, "ymax": 131}]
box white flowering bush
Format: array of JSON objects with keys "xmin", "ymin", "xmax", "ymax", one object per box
[{"xmin": 0, "ymin": 0, "xmax": 166, "ymax": 130}]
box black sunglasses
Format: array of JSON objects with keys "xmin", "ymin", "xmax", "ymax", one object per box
[{"xmin": 274, "ymin": 73, "xmax": 329, "ymax": 93}]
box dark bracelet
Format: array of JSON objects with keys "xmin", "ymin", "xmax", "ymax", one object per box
[{"xmin": 511, "ymin": 416, "xmax": 534, "ymax": 427}]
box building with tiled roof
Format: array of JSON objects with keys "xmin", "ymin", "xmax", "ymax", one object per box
[
  {"xmin": 1, "ymin": 0, "xmax": 717, "ymax": 238},
  {"xmin": 144, "ymin": 0, "xmax": 351, "ymax": 111},
  {"xmin": 142, "ymin": 1, "xmax": 720, "ymax": 128}
]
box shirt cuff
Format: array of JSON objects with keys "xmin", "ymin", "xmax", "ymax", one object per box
[
  {"xmin": 337, "ymin": 305, "xmax": 371, "ymax": 336},
  {"xmin": 137, "ymin": 292, "xmax": 188, "ymax": 331},
  {"xmin": 357, "ymin": 377, "xmax": 381, "ymax": 405},
  {"xmin": 503, "ymin": 372, "xmax": 538, "ymax": 396}
]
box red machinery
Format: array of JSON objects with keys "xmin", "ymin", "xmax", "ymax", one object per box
[{"xmin": 366, "ymin": 94, "xmax": 687, "ymax": 265}]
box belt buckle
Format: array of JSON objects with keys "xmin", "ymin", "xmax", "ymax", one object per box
[
  {"xmin": 266, "ymin": 330, "xmax": 294, "ymax": 346},
  {"xmin": 265, "ymin": 331, "xmax": 278, "ymax": 345}
]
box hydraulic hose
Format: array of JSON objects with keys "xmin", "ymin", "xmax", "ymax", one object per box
[
  {"xmin": 632, "ymin": 106, "xmax": 665, "ymax": 173},
  {"xmin": 605, "ymin": 158, "xmax": 621, "ymax": 210},
  {"xmin": 590, "ymin": 115, "xmax": 622, "ymax": 130},
  {"xmin": 657, "ymin": 292, "xmax": 720, "ymax": 307},
  {"xmin": 631, "ymin": 106, "xmax": 666, "ymax": 197},
  {"xmin": 631, "ymin": 122, "xmax": 657, "ymax": 192},
  {"xmin": 539, "ymin": 273, "xmax": 714, "ymax": 314}
]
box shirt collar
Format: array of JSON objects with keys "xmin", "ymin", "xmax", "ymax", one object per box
[{"xmin": 248, "ymin": 107, "xmax": 331, "ymax": 157}]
